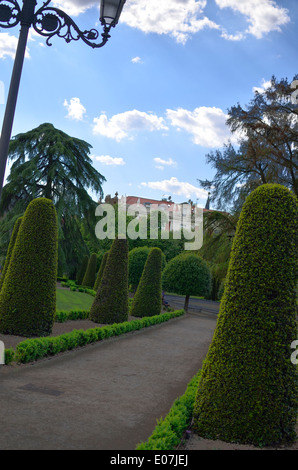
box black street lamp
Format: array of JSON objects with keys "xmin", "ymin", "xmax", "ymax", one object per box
[{"xmin": 0, "ymin": 0, "xmax": 126, "ymax": 200}]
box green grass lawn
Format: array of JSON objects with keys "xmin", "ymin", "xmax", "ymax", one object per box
[{"xmin": 56, "ymin": 288, "xmax": 94, "ymax": 311}]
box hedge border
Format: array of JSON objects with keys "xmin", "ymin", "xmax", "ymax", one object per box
[
  {"xmin": 136, "ymin": 371, "xmax": 201, "ymax": 450},
  {"xmin": 55, "ymin": 309, "xmax": 90, "ymax": 323},
  {"xmin": 3, "ymin": 309, "xmax": 184, "ymax": 365}
]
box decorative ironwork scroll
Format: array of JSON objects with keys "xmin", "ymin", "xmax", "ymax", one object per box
[
  {"xmin": 0, "ymin": 0, "xmax": 113, "ymax": 48},
  {"xmin": 0, "ymin": 0, "xmax": 21, "ymax": 28}
]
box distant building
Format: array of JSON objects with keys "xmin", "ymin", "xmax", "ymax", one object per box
[{"xmin": 98, "ymin": 193, "xmax": 216, "ymax": 232}]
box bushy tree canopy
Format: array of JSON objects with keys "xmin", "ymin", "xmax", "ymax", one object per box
[
  {"xmin": 199, "ymin": 75, "xmax": 298, "ymax": 212},
  {"xmin": 162, "ymin": 252, "xmax": 211, "ymax": 312},
  {"xmin": 0, "ymin": 123, "xmax": 105, "ymax": 277}
]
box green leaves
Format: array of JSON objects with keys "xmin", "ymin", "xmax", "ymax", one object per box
[
  {"xmin": 6, "ymin": 310, "xmax": 185, "ymax": 364},
  {"xmin": 0, "ymin": 123, "xmax": 106, "ymax": 277},
  {"xmin": 136, "ymin": 371, "xmax": 201, "ymax": 450},
  {"xmin": 130, "ymin": 247, "xmax": 163, "ymax": 318},
  {"xmin": 89, "ymin": 237, "xmax": 129, "ymax": 324},
  {"xmin": 162, "ymin": 252, "xmax": 212, "ymax": 299},
  {"xmin": 0, "ymin": 198, "xmax": 58, "ymax": 337},
  {"xmin": 199, "ymin": 75, "xmax": 298, "ymax": 212},
  {"xmin": 193, "ymin": 184, "xmax": 298, "ymax": 446}
]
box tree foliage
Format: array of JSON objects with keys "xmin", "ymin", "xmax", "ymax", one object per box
[
  {"xmin": 89, "ymin": 237, "xmax": 129, "ymax": 324},
  {"xmin": 193, "ymin": 184, "xmax": 298, "ymax": 446},
  {"xmin": 198, "ymin": 211, "xmax": 236, "ymax": 299},
  {"xmin": 130, "ymin": 247, "xmax": 163, "ymax": 318},
  {"xmin": 0, "ymin": 198, "xmax": 58, "ymax": 337},
  {"xmin": 199, "ymin": 75, "xmax": 298, "ymax": 211},
  {"xmin": 162, "ymin": 252, "xmax": 211, "ymax": 312},
  {"xmin": 93, "ymin": 250, "xmax": 109, "ymax": 291},
  {"xmin": 82, "ymin": 253, "xmax": 97, "ymax": 288},
  {"xmin": 77, "ymin": 255, "xmax": 89, "ymax": 286},
  {"xmin": 0, "ymin": 123, "xmax": 105, "ymax": 277},
  {"xmin": 0, "ymin": 216, "xmax": 23, "ymax": 292}
]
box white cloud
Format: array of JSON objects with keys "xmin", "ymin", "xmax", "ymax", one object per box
[
  {"xmin": 166, "ymin": 106, "xmax": 234, "ymax": 148},
  {"xmin": 52, "ymin": 0, "xmax": 96, "ymax": 16},
  {"xmin": 92, "ymin": 155, "xmax": 126, "ymax": 166},
  {"xmin": 93, "ymin": 109, "xmax": 168, "ymax": 141},
  {"xmin": 0, "ymin": 33, "xmax": 30, "ymax": 60},
  {"xmin": 131, "ymin": 56, "xmax": 142, "ymax": 64},
  {"xmin": 49, "ymin": 0, "xmax": 290, "ymax": 44},
  {"xmin": 141, "ymin": 177, "xmax": 208, "ymax": 199},
  {"xmin": 215, "ymin": 0, "xmax": 290, "ymax": 39},
  {"xmin": 253, "ymin": 78, "xmax": 272, "ymax": 94},
  {"xmin": 154, "ymin": 157, "xmax": 177, "ymax": 170},
  {"xmin": 64, "ymin": 97, "xmax": 86, "ymax": 121},
  {"xmin": 121, "ymin": 0, "xmax": 220, "ymax": 45},
  {"xmin": 220, "ymin": 30, "xmax": 245, "ymax": 41}
]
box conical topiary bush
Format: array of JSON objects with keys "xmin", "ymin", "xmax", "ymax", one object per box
[
  {"xmin": 82, "ymin": 253, "xmax": 97, "ymax": 288},
  {"xmin": 193, "ymin": 184, "xmax": 298, "ymax": 447},
  {"xmin": 0, "ymin": 216, "xmax": 23, "ymax": 293},
  {"xmin": 89, "ymin": 237, "xmax": 129, "ymax": 324},
  {"xmin": 130, "ymin": 247, "xmax": 163, "ymax": 318},
  {"xmin": 93, "ymin": 250, "xmax": 109, "ymax": 291},
  {"xmin": 77, "ymin": 255, "xmax": 89, "ymax": 285},
  {"xmin": 0, "ymin": 198, "xmax": 58, "ymax": 337}
]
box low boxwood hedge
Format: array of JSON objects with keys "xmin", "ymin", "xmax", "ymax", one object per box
[
  {"xmin": 55, "ymin": 310, "xmax": 90, "ymax": 323},
  {"xmin": 4, "ymin": 309, "xmax": 184, "ymax": 365},
  {"xmin": 136, "ymin": 371, "xmax": 201, "ymax": 450}
]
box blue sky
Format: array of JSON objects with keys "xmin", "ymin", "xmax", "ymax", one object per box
[{"xmin": 0, "ymin": 0, "xmax": 297, "ymax": 208}]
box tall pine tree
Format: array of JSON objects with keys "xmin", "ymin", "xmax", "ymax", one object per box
[{"xmin": 0, "ymin": 123, "xmax": 105, "ymax": 277}]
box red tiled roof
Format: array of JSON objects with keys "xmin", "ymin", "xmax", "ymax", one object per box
[{"xmin": 124, "ymin": 196, "xmax": 176, "ymax": 206}]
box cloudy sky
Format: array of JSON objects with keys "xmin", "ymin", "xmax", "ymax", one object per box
[{"xmin": 0, "ymin": 0, "xmax": 297, "ymax": 207}]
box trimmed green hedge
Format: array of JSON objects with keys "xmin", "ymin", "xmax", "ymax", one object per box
[
  {"xmin": 0, "ymin": 198, "xmax": 58, "ymax": 337},
  {"xmin": 0, "ymin": 216, "xmax": 23, "ymax": 293},
  {"xmin": 4, "ymin": 310, "xmax": 184, "ymax": 365},
  {"xmin": 130, "ymin": 247, "xmax": 163, "ymax": 318},
  {"xmin": 93, "ymin": 250, "xmax": 109, "ymax": 291},
  {"xmin": 82, "ymin": 253, "xmax": 97, "ymax": 288},
  {"xmin": 89, "ymin": 237, "xmax": 129, "ymax": 324},
  {"xmin": 55, "ymin": 300, "xmax": 133, "ymax": 322},
  {"xmin": 193, "ymin": 184, "xmax": 298, "ymax": 447},
  {"xmin": 77, "ymin": 255, "xmax": 89, "ymax": 286},
  {"xmin": 55, "ymin": 309, "xmax": 90, "ymax": 323},
  {"xmin": 136, "ymin": 371, "xmax": 201, "ymax": 450}
]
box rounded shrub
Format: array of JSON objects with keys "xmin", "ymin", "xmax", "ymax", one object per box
[
  {"xmin": 130, "ymin": 247, "xmax": 163, "ymax": 318},
  {"xmin": 82, "ymin": 253, "xmax": 97, "ymax": 288},
  {"xmin": 93, "ymin": 250, "xmax": 109, "ymax": 291},
  {"xmin": 0, "ymin": 216, "xmax": 23, "ymax": 292},
  {"xmin": 193, "ymin": 184, "xmax": 298, "ymax": 447},
  {"xmin": 162, "ymin": 252, "xmax": 211, "ymax": 312},
  {"xmin": 0, "ymin": 198, "xmax": 58, "ymax": 337},
  {"xmin": 77, "ymin": 255, "xmax": 89, "ymax": 285},
  {"xmin": 89, "ymin": 237, "xmax": 129, "ymax": 324}
]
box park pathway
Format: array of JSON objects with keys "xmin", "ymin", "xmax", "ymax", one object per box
[{"xmin": 0, "ymin": 310, "xmax": 218, "ymax": 450}]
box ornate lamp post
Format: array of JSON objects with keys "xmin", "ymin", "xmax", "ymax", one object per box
[{"xmin": 0, "ymin": 0, "xmax": 126, "ymax": 200}]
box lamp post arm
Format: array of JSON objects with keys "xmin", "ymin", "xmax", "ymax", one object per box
[{"xmin": 32, "ymin": 4, "xmax": 112, "ymax": 48}]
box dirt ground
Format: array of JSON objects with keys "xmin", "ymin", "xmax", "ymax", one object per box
[
  {"xmin": 0, "ymin": 318, "xmax": 135, "ymax": 350},
  {"xmin": 1, "ymin": 304, "xmax": 297, "ymax": 451}
]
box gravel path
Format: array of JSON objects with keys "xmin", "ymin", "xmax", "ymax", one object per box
[{"xmin": 0, "ymin": 311, "xmax": 217, "ymax": 450}]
